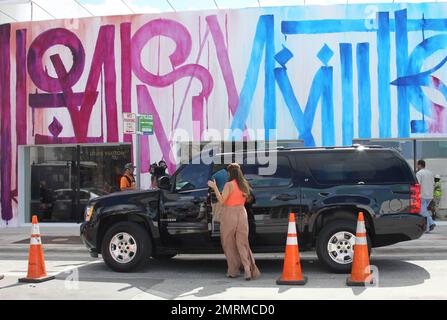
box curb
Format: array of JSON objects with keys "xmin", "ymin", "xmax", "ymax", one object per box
[{"xmin": 1, "ymin": 245, "xmax": 88, "ymax": 253}]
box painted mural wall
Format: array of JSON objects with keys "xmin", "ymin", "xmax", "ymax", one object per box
[{"xmin": 1, "ymin": 3, "xmax": 447, "ymax": 226}]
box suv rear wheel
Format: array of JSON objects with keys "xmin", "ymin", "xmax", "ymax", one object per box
[
  {"xmin": 101, "ymin": 222, "xmax": 152, "ymax": 272},
  {"xmin": 316, "ymin": 219, "xmax": 371, "ymax": 273}
]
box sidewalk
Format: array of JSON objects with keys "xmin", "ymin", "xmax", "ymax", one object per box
[
  {"xmin": 432, "ymin": 220, "xmax": 447, "ymax": 228},
  {"xmin": 1, "ymin": 225, "xmax": 446, "ymax": 300}
]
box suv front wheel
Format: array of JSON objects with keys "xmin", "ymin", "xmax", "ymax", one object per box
[
  {"xmin": 316, "ymin": 219, "xmax": 371, "ymax": 273},
  {"xmin": 101, "ymin": 222, "xmax": 152, "ymax": 272}
]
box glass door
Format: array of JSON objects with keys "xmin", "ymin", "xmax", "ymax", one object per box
[
  {"xmin": 30, "ymin": 146, "xmax": 78, "ymax": 222},
  {"xmin": 29, "ymin": 144, "xmax": 131, "ymax": 223}
]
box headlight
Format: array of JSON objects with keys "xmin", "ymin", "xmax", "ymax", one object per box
[{"xmin": 84, "ymin": 205, "xmax": 95, "ymax": 222}]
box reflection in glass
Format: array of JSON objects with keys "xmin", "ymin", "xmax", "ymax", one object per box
[{"xmin": 29, "ymin": 145, "xmax": 131, "ymax": 222}]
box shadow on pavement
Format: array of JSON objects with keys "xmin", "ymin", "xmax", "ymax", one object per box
[
  {"xmin": 57, "ymin": 256, "xmax": 431, "ymax": 299},
  {"xmin": 0, "ymin": 282, "xmax": 30, "ymax": 291}
]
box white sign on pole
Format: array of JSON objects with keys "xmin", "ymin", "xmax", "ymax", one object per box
[{"xmin": 123, "ymin": 112, "xmax": 137, "ymax": 134}]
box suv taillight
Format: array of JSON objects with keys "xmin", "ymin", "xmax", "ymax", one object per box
[{"xmin": 410, "ymin": 184, "xmax": 421, "ymax": 214}]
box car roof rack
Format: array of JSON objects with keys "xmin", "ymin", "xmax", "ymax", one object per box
[
  {"xmin": 352, "ymin": 144, "xmax": 385, "ymax": 148},
  {"xmin": 214, "ymin": 144, "xmax": 387, "ymax": 156},
  {"xmin": 276, "ymin": 144, "xmax": 386, "ymax": 151}
]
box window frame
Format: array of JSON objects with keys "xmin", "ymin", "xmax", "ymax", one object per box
[
  {"xmin": 303, "ymin": 150, "xmax": 414, "ymax": 186},
  {"xmin": 240, "ymin": 155, "xmax": 294, "ymax": 189}
]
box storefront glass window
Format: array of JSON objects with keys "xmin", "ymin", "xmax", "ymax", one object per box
[
  {"xmin": 416, "ymin": 140, "xmax": 447, "ymax": 217},
  {"xmin": 29, "ymin": 144, "xmax": 131, "ymax": 223}
]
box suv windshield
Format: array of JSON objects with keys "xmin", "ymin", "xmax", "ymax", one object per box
[{"xmin": 304, "ymin": 150, "xmax": 414, "ymax": 185}]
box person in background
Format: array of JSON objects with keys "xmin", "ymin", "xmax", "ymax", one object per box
[
  {"xmin": 150, "ymin": 174, "xmax": 158, "ymax": 189},
  {"xmin": 150, "ymin": 160, "xmax": 169, "ymax": 189},
  {"xmin": 433, "ymin": 174, "xmax": 442, "ymax": 220},
  {"xmin": 416, "ymin": 160, "xmax": 436, "ymax": 232},
  {"xmin": 208, "ymin": 163, "xmax": 261, "ymax": 281},
  {"xmin": 150, "ymin": 162, "xmax": 158, "ymax": 189},
  {"xmin": 120, "ymin": 163, "xmax": 136, "ymax": 191},
  {"xmin": 158, "ymin": 160, "xmax": 168, "ymax": 176}
]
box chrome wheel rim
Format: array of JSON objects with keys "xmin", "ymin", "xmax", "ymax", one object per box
[
  {"xmin": 109, "ymin": 232, "xmax": 137, "ymax": 264},
  {"xmin": 327, "ymin": 231, "xmax": 355, "ymax": 265}
]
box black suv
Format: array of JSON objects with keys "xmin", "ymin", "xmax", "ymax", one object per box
[{"xmin": 80, "ymin": 146, "xmax": 426, "ymax": 273}]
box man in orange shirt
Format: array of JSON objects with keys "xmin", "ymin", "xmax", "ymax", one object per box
[{"xmin": 120, "ymin": 163, "xmax": 136, "ymax": 191}]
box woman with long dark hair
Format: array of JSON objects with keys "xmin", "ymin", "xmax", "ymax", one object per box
[{"xmin": 208, "ymin": 163, "xmax": 261, "ymax": 280}]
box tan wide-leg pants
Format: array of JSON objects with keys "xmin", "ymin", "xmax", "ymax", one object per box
[{"xmin": 220, "ymin": 205, "xmax": 261, "ymax": 279}]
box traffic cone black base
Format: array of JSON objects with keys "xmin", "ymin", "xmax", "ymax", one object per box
[
  {"xmin": 276, "ymin": 276, "xmax": 308, "ymax": 286},
  {"xmin": 19, "ymin": 275, "xmax": 55, "ymax": 283},
  {"xmin": 346, "ymin": 278, "xmax": 375, "ymax": 286},
  {"xmin": 346, "ymin": 270, "xmax": 375, "ymax": 287}
]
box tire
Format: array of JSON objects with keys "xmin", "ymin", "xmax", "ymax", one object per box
[
  {"xmin": 316, "ymin": 219, "xmax": 371, "ymax": 274},
  {"xmin": 101, "ymin": 222, "xmax": 152, "ymax": 272}
]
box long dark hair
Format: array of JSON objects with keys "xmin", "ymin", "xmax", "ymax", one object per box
[{"xmin": 227, "ymin": 163, "xmax": 251, "ymax": 198}]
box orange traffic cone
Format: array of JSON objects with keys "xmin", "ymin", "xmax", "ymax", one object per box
[
  {"xmin": 19, "ymin": 216, "xmax": 55, "ymax": 283},
  {"xmin": 346, "ymin": 212, "xmax": 374, "ymax": 286},
  {"xmin": 277, "ymin": 212, "xmax": 307, "ymax": 285}
]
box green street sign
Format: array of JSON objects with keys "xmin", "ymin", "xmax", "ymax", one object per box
[{"xmin": 138, "ymin": 114, "xmax": 153, "ymax": 135}]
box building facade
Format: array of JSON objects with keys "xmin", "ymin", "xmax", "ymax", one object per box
[{"xmin": 1, "ymin": 3, "xmax": 447, "ymax": 226}]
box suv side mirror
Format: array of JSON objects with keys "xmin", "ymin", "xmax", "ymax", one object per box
[{"xmin": 158, "ymin": 176, "xmax": 171, "ymax": 190}]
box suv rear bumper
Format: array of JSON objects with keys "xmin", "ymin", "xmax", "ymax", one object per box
[{"xmin": 372, "ymin": 213, "xmax": 426, "ymax": 247}]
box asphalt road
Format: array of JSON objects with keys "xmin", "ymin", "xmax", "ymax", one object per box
[{"xmin": 0, "ymin": 226, "xmax": 446, "ymax": 300}]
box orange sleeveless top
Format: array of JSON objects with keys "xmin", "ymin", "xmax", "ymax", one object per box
[{"xmin": 225, "ymin": 180, "xmax": 246, "ymax": 206}]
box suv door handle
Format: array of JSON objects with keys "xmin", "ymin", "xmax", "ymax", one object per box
[
  {"xmin": 274, "ymin": 194, "xmax": 297, "ymax": 201},
  {"xmin": 319, "ymin": 192, "xmax": 330, "ymax": 197}
]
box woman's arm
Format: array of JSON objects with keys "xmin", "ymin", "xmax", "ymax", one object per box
[{"xmin": 209, "ymin": 181, "xmax": 232, "ymax": 205}]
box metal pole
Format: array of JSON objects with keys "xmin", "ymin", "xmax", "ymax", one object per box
[
  {"xmin": 136, "ymin": 131, "xmax": 141, "ymax": 189},
  {"xmin": 413, "ymin": 138, "xmax": 417, "ymax": 173}
]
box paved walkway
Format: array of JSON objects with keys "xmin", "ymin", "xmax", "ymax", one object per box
[{"xmin": 1, "ymin": 224, "xmax": 446, "ymax": 300}]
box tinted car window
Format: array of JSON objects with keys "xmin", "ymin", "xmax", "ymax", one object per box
[
  {"xmin": 175, "ymin": 164, "xmax": 210, "ymax": 191},
  {"xmin": 241, "ymin": 156, "xmax": 293, "ymax": 188},
  {"xmin": 304, "ymin": 150, "xmax": 413, "ymax": 185}
]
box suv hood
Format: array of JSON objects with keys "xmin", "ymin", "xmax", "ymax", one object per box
[{"xmin": 89, "ymin": 188, "xmax": 160, "ymax": 202}]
